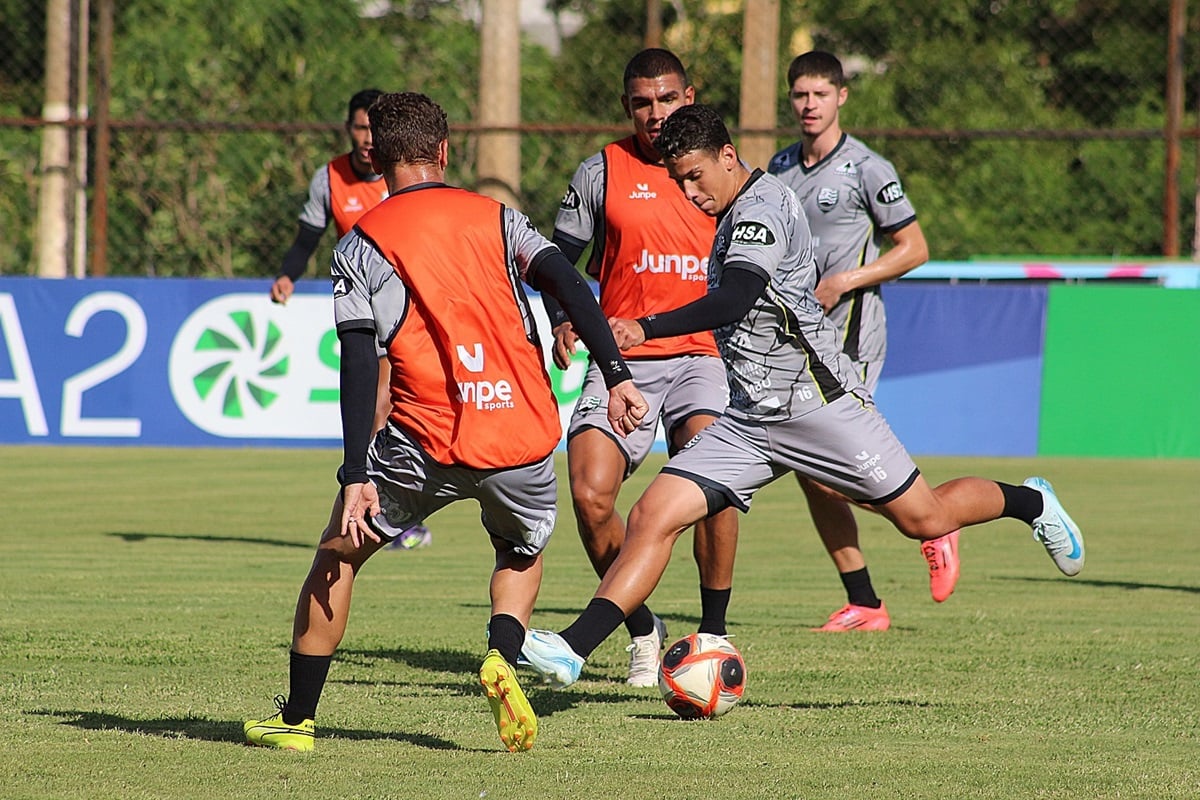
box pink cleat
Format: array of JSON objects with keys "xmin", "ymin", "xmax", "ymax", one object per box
[
  {"xmin": 814, "ymin": 603, "xmax": 891, "ymax": 632},
  {"xmin": 922, "ymin": 530, "xmax": 960, "ymax": 603}
]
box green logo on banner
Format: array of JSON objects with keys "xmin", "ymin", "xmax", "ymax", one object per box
[{"xmin": 190, "ymin": 310, "xmax": 289, "ymax": 418}]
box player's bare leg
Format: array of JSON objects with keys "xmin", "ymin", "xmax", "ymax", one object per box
[
  {"xmin": 877, "ymin": 475, "xmax": 1004, "ymax": 540},
  {"xmin": 488, "ymin": 542, "xmax": 542, "ymax": 627},
  {"xmin": 480, "ymin": 541, "xmax": 541, "ymax": 752},
  {"xmin": 568, "ymin": 426, "xmax": 668, "ymax": 684},
  {"xmin": 245, "ymin": 491, "xmax": 385, "ymax": 749},
  {"xmin": 678, "ymin": 413, "xmax": 739, "ymax": 636},
  {"xmin": 798, "ymin": 475, "xmax": 891, "ymax": 630},
  {"xmin": 597, "ymin": 473, "xmax": 711, "ymax": 614},
  {"xmin": 567, "ymin": 428, "xmax": 628, "ymax": 578},
  {"xmin": 292, "ymin": 491, "xmax": 386, "ymax": 655},
  {"xmin": 521, "ymin": 472, "xmax": 711, "ymax": 689},
  {"xmin": 799, "ymin": 475, "xmax": 864, "ymax": 572}
]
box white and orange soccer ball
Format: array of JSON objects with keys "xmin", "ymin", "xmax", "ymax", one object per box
[{"xmin": 658, "ymin": 633, "xmax": 746, "ymax": 719}]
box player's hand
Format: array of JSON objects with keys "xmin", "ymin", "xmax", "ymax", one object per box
[
  {"xmin": 340, "ymin": 481, "xmax": 382, "ymax": 548},
  {"xmin": 813, "ymin": 273, "xmax": 852, "ymax": 313},
  {"xmin": 551, "ymin": 322, "xmax": 579, "ymax": 370},
  {"xmin": 270, "ymin": 276, "xmax": 295, "ymax": 305},
  {"xmin": 606, "ymin": 379, "xmax": 648, "ymax": 438},
  {"xmin": 608, "ymin": 317, "xmax": 646, "ymax": 351}
]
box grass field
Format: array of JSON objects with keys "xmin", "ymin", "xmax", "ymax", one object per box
[{"xmin": 2, "ymin": 447, "xmax": 1198, "ymax": 799}]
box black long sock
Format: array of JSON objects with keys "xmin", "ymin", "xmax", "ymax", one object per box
[
  {"xmin": 698, "ymin": 586, "xmax": 731, "ymax": 635},
  {"xmin": 561, "ymin": 598, "xmax": 627, "ymax": 659},
  {"xmin": 841, "ymin": 567, "xmax": 881, "ymax": 608},
  {"xmin": 284, "ymin": 651, "xmax": 332, "ymax": 724},
  {"xmin": 624, "ymin": 603, "xmax": 655, "ymax": 638},
  {"xmin": 486, "ymin": 613, "xmax": 525, "ymax": 666},
  {"xmin": 998, "ymin": 482, "xmax": 1043, "ymax": 525}
]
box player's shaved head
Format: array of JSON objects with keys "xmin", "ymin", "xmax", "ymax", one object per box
[{"xmin": 624, "ymin": 48, "xmax": 690, "ymax": 93}]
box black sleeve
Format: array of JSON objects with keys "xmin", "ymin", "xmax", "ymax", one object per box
[
  {"xmin": 541, "ymin": 232, "xmax": 589, "ymax": 327},
  {"xmin": 638, "ymin": 265, "xmax": 767, "ymax": 340},
  {"xmin": 551, "ymin": 231, "xmax": 588, "ymax": 265},
  {"xmin": 279, "ymin": 222, "xmax": 325, "ymax": 281},
  {"xmin": 527, "ymin": 248, "xmax": 632, "ymax": 388},
  {"xmin": 337, "ymin": 327, "xmax": 380, "ymax": 485}
]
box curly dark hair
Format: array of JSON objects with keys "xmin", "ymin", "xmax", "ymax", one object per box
[
  {"xmin": 654, "ymin": 104, "xmax": 732, "ymax": 162},
  {"xmin": 368, "ymin": 92, "xmax": 448, "ymax": 168}
]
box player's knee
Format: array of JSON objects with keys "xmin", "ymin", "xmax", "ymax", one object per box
[
  {"xmin": 317, "ymin": 534, "xmax": 367, "ymax": 564},
  {"xmin": 891, "ymin": 515, "xmax": 945, "ymax": 541},
  {"xmin": 571, "ymin": 481, "xmax": 618, "ymax": 527},
  {"xmin": 627, "ymin": 498, "xmax": 685, "ymax": 545}
]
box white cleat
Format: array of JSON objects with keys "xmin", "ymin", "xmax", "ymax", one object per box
[
  {"xmin": 1024, "ymin": 477, "xmax": 1085, "ymax": 576},
  {"xmin": 625, "ymin": 615, "xmax": 668, "ymax": 688}
]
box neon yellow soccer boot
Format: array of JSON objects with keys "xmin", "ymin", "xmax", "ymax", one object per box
[{"xmin": 244, "ymin": 695, "xmax": 315, "ymax": 752}]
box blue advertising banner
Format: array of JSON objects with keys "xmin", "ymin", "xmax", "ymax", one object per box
[
  {"xmin": 875, "ymin": 283, "xmax": 1047, "ymax": 457},
  {"xmin": 0, "ymin": 277, "xmax": 595, "ymax": 448},
  {"xmin": 1, "ymin": 277, "xmax": 1045, "ymax": 455}
]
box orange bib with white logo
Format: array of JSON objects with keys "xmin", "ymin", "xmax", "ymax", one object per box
[
  {"xmin": 597, "ymin": 137, "xmax": 718, "ymax": 359},
  {"xmin": 355, "ymin": 186, "xmax": 561, "ymax": 469},
  {"xmin": 328, "ymin": 154, "xmax": 388, "ymax": 237}
]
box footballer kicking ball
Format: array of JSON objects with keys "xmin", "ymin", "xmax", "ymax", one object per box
[{"xmin": 658, "ymin": 632, "xmax": 746, "ymax": 719}]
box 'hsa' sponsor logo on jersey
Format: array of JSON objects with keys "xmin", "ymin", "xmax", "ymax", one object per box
[
  {"xmin": 876, "ymin": 181, "xmax": 905, "ymax": 204},
  {"xmin": 730, "ymin": 221, "xmax": 776, "ymax": 246}
]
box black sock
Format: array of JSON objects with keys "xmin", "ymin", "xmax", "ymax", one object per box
[
  {"xmin": 698, "ymin": 586, "xmax": 731, "ymax": 635},
  {"xmin": 841, "ymin": 567, "xmax": 881, "ymax": 608},
  {"xmin": 561, "ymin": 598, "xmax": 627, "ymax": 659},
  {"xmin": 998, "ymin": 482, "xmax": 1043, "ymax": 525},
  {"xmin": 624, "ymin": 604, "xmax": 655, "ymax": 638},
  {"xmin": 285, "ymin": 650, "xmax": 332, "ymax": 725},
  {"xmin": 486, "ymin": 613, "xmax": 525, "ymax": 666}
]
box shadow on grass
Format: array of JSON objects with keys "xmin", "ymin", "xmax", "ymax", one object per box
[
  {"xmin": 338, "ymin": 644, "xmax": 480, "ymax": 675},
  {"xmin": 30, "ymin": 709, "xmax": 463, "ymax": 750},
  {"xmin": 998, "ymin": 576, "xmax": 1200, "ymax": 594},
  {"xmin": 461, "ymin": 602, "xmax": 705, "ymax": 631},
  {"xmin": 107, "ymin": 531, "xmax": 310, "ymax": 549},
  {"xmin": 628, "ymin": 697, "xmax": 936, "ymax": 721},
  {"xmin": 334, "ymin": 644, "xmax": 646, "ymax": 714}
]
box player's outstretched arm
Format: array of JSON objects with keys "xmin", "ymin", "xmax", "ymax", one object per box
[
  {"xmin": 272, "ymin": 223, "xmax": 325, "ymax": 304},
  {"xmin": 527, "ymin": 248, "xmax": 633, "ymax": 389},
  {"xmin": 632, "ymin": 266, "xmax": 767, "ymax": 342},
  {"xmin": 336, "ymin": 327, "xmax": 383, "ymax": 546},
  {"xmin": 814, "ymin": 221, "xmax": 928, "ymax": 312}
]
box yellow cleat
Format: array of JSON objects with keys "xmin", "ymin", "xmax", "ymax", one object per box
[
  {"xmin": 479, "ymin": 650, "xmax": 537, "ymax": 752},
  {"xmin": 244, "ymin": 695, "xmax": 315, "ymax": 752}
]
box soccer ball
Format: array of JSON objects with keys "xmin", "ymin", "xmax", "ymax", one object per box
[{"xmin": 658, "ymin": 633, "xmax": 746, "ymax": 719}]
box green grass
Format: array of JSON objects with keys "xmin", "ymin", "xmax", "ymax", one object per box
[{"xmin": 1, "ymin": 447, "xmax": 1197, "ymax": 799}]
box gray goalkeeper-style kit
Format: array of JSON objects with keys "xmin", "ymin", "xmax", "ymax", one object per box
[
  {"xmin": 768, "ymin": 133, "xmax": 917, "ymax": 376},
  {"xmin": 662, "ymin": 170, "xmax": 918, "ymax": 509}
]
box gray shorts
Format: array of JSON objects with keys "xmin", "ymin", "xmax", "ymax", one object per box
[
  {"xmin": 567, "ymin": 355, "xmax": 728, "ymax": 474},
  {"xmin": 365, "ymin": 424, "xmax": 557, "ymax": 557},
  {"xmin": 853, "ymin": 358, "xmax": 884, "ymax": 395},
  {"xmin": 662, "ymin": 391, "xmax": 918, "ymax": 511}
]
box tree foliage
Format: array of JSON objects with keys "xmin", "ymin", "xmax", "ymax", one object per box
[{"xmin": 1, "ymin": 0, "xmax": 1193, "ymax": 275}]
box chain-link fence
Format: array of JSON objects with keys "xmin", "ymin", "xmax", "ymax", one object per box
[{"xmin": 2, "ymin": 0, "xmax": 1197, "ymax": 278}]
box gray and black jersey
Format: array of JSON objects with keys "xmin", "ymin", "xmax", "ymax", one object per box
[
  {"xmin": 768, "ymin": 133, "xmax": 917, "ymax": 364},
  {"xmin": 709, "ymin": 170, "xmax": 863, "ymax": 422},
  {"xmin": 297, "ymin": 161, "xmax": 387, "ymax": 233}
]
